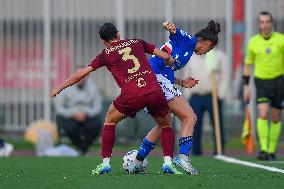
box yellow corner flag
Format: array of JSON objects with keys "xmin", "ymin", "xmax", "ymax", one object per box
[{"xmin": 241, "ymin": 107, "xmax": 254, "ymax": 154}]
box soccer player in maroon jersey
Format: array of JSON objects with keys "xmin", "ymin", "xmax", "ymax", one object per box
[{"xmin": 51, "ymin": 23, "xmax": 181, "ymax": 174}]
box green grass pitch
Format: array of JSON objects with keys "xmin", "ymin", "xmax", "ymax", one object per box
[{"xmin": 0, "ymin": 157, "xmax": 283, "ymax": 189}]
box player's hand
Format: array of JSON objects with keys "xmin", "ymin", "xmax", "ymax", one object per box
[
  {"xmin": 183, "ymin": 77, "xmax": 199, "ymax": 89},
  {"xmin": 243, "ymin": 85, "xmax": 251, "ymax": 103},
  {"xmin": 50, "ymin": 88, "xmax": 61, "ymax": 99},
  {"xmin": 162, "ymin": 21, "xmax": 176, "ymax": 34}
]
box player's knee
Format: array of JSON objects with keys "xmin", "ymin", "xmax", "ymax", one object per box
[
  {"xmin": 155, "ymin": 116, "xmax": 172, "ymax": 128},
  {"xmin": 161, "ymin": 119, "xmax": 173, "ymax": 128},
  {"xmin": 193, "ymin": 112, "xmax": 197, "ymax": 125},
  {"xmin": 191, "ymin": 113, "xmax": 197, "ymax": 128},
  {"xmin": 103, "ymin": 121, "xmax": 117, "ymax": 126},
  {"xmin": 160, "ymin": 125, "xmax": 173, "ymax": 129},
  {"xmin": 181, "ymin": 112, "xmax": 196, "ymax": 127},
  {"xmin": 157, "ymin": 123, "xmax": 172, "ymax": 129}
]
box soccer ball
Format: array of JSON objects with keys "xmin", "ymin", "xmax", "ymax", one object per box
[{"xmin": 122, "ymin": 150, "xmax": 148, "ymax": 172}]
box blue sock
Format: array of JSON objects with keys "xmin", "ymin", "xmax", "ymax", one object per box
[
  {"xmin": 137, "ymin": 138, "xmax": 156, "ymax": 161},
  {"xmin": 179, "ymin": 136, "xmax": 193, "ymax": 156}
]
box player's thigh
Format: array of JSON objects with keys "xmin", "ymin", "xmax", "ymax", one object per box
[
  {"xmin": 104, "ymin": 104, "xmax": 126, "ymax": 125},
  {"xmin": 255, "ymin": 78, "xmax": 271, "ymax": 106},
  {"xmin": 271, "ymin": 76, "xmax": 284, "ymax": 112},
  {"xmin": 255, "ymin": 78, "xmax": 272, "ymax": 119},
  {"xmin": 168, "ymin": 95, "xmax": 196, "ymax": 122},
  {"xmin": 146, "ymin": 90, "xmax": 172, "ymax": 127},
  {"xmin": 156, "ymin": 74, "xmax": 181, "ymax": 102},
  {"xmin": 257, "ymin": 103, "xmax": 269, "ymax": 119}
]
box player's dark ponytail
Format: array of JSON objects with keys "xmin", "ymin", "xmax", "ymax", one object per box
[{"xmin": 194, "ymin": 20, "xmax": 221, "ymax": 45}]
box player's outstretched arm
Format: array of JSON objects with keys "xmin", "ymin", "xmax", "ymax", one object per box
[
  {"xmin": 152, "ymin": 48, "xmax": 175, "ymax": 66},
  {"xmin": 50, "ymin": 66, "xmax": 94, "ymax": 98},
  {"xmin": 174, "ymin": 77, "xmax": 199, "ymax": 89},
  {"xmin": 162, "ymin": 21, "xmax": 176, "ymax": 34}
]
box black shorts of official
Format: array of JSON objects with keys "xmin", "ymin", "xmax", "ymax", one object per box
[{"xmin": 254, "ymin": 75, "xmax": 284, "ymax": 109}]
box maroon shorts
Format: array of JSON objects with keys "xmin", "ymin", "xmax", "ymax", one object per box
[{"xmin": 113, "ymin": 90, "xmax": 169, "ymax": 118}]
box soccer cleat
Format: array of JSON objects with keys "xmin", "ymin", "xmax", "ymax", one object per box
[
  {"xmin": 257, "ymin": 151, "xmax": 269, "ymax": 161},
  {"xmin": 127, "ymin": 161, "xmax": 143, "ymax": 174},
  {"xmin": 92, "ymin": 163, "xmax": 111, "ymax": 174},
  {"xmin": 268, "ymin": 153, "xmax": 276, "ymax": 161},
  {"xmin": 173, "ymin": 156, "xmax": 198, "ymax": 175},
  {"xmin": 0, "ymin": 143, "xmax": 14, "ymax": 157},
  {"xmin": 162, "ymin": 163, "xmax": 183, "ymax": 174}
]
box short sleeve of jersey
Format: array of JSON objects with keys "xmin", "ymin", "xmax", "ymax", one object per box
[
  {"xmin": 169, "ymin": 28, "xmax": 196, "ymax": 46},
  {"xmin": 138, "ymin": 39, "xmax": 156, "ymax": 54},
  {"xmin": 89, "ymin": 51, "xmax": 107, "ymax": 70},
  {"xmin": 281, "ymin": 34, "xmax": 284, "ymax": 54},
  {"xmin": 245, "ymin": 39, "xmax": 255, "ymax": 65}
]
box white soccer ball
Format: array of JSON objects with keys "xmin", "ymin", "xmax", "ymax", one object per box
[{"xmin": 122, "ymin": 150, "xmax": 148, "ymax": 172}]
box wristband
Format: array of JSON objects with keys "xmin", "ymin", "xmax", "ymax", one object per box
[{"xmin": 242, "ymin": 75, "xmax": 250, "ymax": 85}]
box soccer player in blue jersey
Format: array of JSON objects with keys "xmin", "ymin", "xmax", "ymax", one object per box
[{"xmin": 128, "ymin": 20, "xmax": 221, "ymax": 174}]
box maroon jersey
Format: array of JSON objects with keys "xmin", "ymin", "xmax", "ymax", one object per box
[{"xmin": 89, "ymin": 39, "xmax": 161, "ymax": 97}]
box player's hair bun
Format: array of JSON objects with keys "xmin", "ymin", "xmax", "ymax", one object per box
[
  {"xmin": 194, "ymin": 20, "xmax": 221, "ymax": 45},
  {"xmin": 207, "ymin": 20, "xmax": 221, "ymax": 35},
  {"xmin": 214, "ymin": 23, "xmax": 221, "ymax": 34}
]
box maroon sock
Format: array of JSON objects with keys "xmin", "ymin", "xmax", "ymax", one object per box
[
  {"xmin": 161, "ymin": 127, "xmax": 175, "ymax": 157},
  {"xmin": 102, "ymin": 124, "xmax": 116, "ymax": 158}
]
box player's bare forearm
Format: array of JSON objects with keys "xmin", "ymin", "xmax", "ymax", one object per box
[
  {"xmin": 51, "ymin": 66, "xmax": 94, "ymax": 98},
  {"xmin": 243, "ymin": 64, "xmax": 252, "ymax": 77},
  {"xmin": 152, "ymin": 48, "xmax": 175, "ymax": 66},
  {"xmin": 162, "ymin": 21, "xmax": 176, "ymax": 34}
]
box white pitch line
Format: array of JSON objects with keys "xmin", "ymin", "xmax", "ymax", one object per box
[
  {"xmin": 214, "ymin": 155, "xmax": 284, "ymax": 174},
  {"xmin": 265, "ymin": 161, "xmax": 284, "ymax": 164}
]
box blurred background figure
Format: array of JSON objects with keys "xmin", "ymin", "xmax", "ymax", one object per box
[
  {"xmin": 183, "ymin": 48, "xmax": 229, "ymax": 155},
  {"xmin": 24, "ymin": 120, "xmax": 58, "ymax": 156},
  {"xmin": 243, "ymin": 11, "xmax": 284, "ymax": 161},
  {"xmin": 54, "ymin": 66, "xmax": 103, "ymax": 155},
  {"xmin": 0, "ymin": 138, "xmax": 13, "ymax": 157}
]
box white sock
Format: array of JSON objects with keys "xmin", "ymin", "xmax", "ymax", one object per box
[
  {"xmin": 179, "ymin": 154, "xmax": 189, "ymax": 162},
  {"xmin": 164, "ymin": 156, "xmax": 172, "ymax": 165},
  {"xmin": 103, "ymin": 157, "xmax": 110, "ymax": 165}
]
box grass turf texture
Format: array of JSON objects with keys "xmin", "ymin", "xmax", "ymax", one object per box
[{"xmin": 0, "ymin": 157, "xmax": 283, "ymax": 189}]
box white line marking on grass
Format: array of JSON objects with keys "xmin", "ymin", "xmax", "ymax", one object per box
[
  {"xmin": 215, "ymin": 155, "xmax": 284, "ymax": 174},
  {"xmin": 265, "ymin": 161, "xmax": 284, "ymax": 164}
]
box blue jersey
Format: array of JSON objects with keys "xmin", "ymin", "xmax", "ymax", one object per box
[{"xmin": 149, "ymin": 28, "xmax": 197, "ymax": 83}]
